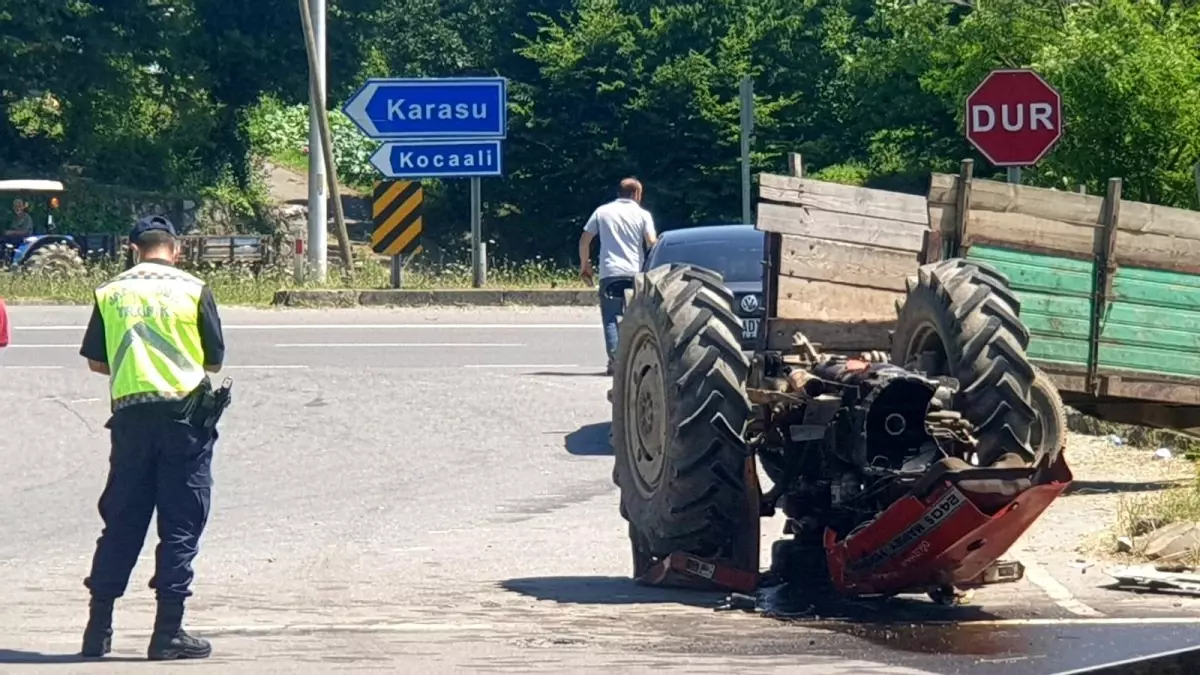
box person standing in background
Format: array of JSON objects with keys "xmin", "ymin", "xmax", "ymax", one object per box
[{"xmin": 578, "ymin": 178, "xmax": 658, "ymax": 375}]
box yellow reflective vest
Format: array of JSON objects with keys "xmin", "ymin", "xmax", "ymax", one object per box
[{"xmin": 95, "ymin": 262, "xmax": 208, "ymax": 411}]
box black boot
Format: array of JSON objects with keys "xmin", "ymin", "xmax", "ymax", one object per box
[
  {"xmin": 80, "ymin": 598, "xmax": 114, "ymax": 658},
  {"xmin": 146, "ymin": 601, "xmax": 211, "ymax": 661}
]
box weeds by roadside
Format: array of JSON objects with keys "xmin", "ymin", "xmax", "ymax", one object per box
[
  {"xmin": 1114, "ymin": 471, "xmax": 1200, "ymax": 566},
  {"xmin": 0, "ymin": 256, "xmax": 585, "ymax": 306}
]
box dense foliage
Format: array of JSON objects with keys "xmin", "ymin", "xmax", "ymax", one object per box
[{"xmin": 4, "ymin": 0, "xmax": 1199, "ymax": 261}]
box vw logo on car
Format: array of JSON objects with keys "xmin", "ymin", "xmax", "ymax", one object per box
[{"xmin": 739, "ymin": 293, "xmax": 760, "ymax": 314}]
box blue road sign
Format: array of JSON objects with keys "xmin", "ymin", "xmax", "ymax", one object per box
[
  {"xmin": 343, "ymin": 77, "xmax": 507, "ymax": 140},
  {"xmin": 369, "ymin": 140, "xmax": 504, "ymax": 179}
]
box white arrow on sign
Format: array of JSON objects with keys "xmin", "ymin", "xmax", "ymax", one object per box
[
  {"xmin": 342, "ymin": 77, "xmax": 508, "ymax": 140},
  {"xmin": 343, "ymin": 81, "xmax": 385, "ymax": 137},
  {"xmin": 368, "ymin": 140, "xmax": 503, "ymax": 179}
]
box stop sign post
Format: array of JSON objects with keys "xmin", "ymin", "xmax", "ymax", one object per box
[{"xmin": 965, "ymin": 69, "xmax": 1063, "ymax": 182}]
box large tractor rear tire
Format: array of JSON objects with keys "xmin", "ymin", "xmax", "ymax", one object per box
[
  {"xmin": 612, "ymin": 264, "xmax": 754, "ymax": 560},
  {"xmin": 25, "ymin": 242, "xmax": 86, "ymax": 279},
  {"xmin": 892, "ymin": 259, "xmax": 1038, "ymax": 467}
]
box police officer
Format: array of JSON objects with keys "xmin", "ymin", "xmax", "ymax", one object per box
[{"xmin": 77, "ymin": 215, "xmax": 226, "ymax": 660}]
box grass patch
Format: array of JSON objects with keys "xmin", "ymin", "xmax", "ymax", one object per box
[
  {"xmin": 1, "ymin": 256, "xmax": 586, "ymax": 306},
  {"xmin": 1114, "ymin": 471, "xmax": 1200, "ymax": 565}
]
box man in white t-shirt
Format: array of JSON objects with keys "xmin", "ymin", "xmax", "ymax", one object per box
[{"xmin": 578, "ymin": 178, "xmax": 658, "ymax": 374}]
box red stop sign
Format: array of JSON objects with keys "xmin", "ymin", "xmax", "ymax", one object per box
[{"xmin": 965, "ymin": 69, "xmax": 1063, "ymax": 167}]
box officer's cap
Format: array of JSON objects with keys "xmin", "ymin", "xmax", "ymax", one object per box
[{"xmin": 130, "ymin": 215, "xmax": 177, "ymax": 243}]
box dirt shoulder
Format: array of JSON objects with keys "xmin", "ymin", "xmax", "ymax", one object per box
[{"xmin": 1014, "ymin": 433, "xmax": 1199, "ymax": 616}]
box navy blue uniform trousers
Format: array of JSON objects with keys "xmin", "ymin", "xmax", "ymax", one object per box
[{"xmin": 84, "ymin": 405, "xmax": 215, "ymax": 603}]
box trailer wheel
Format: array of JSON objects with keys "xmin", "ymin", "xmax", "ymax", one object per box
[
  {"xmin": 1030, "ymin": 365, "xmax": 1067, "ymax": 466},
  {"xmin": 25, "ymin": 243, "xmax": 86, "ymax": 279},
  {"xmin": 611, "ymin": 264, "xmax": 753, "ymax": 560},
  {"xmin": 892, "ymin": 259, "xmax": 1038, "ymax": 466}
]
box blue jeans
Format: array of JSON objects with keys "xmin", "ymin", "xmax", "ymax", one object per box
[{"xmin": 599, "ymin": 276, "xmax": 634, "ymax": 365}]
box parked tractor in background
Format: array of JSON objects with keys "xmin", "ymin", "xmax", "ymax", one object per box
[
  {"xmin": 1, "ymin": 180, "xmax": 88, "ymax": 277},
  {"xmin": 0, "ymin": 179, "xmax": 276, "ymax": 277}
]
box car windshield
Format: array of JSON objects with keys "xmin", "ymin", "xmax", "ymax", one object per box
[{"xmin": 650, "ymin": 238, "xmax": 763, "ymax": 283}]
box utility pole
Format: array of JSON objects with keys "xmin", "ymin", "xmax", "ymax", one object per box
[
  {"xmin": 305, "ymin": 0, "xmax": 328, "ymax": 282},
  {"xmin": 1194, "ymin": 162, "xmax": 1200, "ymax": 209},
  {"xmin": 739, "ymin": 76, "xmax": 754, "ymax": 226}
]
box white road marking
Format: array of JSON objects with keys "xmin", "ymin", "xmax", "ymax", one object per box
[
  {"xmin": 798, "ymin": 617, "xmax": 1200, "ymax": 627},
  {"xmin": 224, "ymin": 365, "xmax": 310, "ymax": 370},
  {"xmin": 1012, "ymin": 547, "xmax": 1105, "ymax": 617},
  {"xmin": 15, "ymin": 323, "xmax": 599, "ymax": 331},
  {"xmin": 69, "ymin": 397, "xmax": 102, "ymax": 403},
  {"xmin": 1055, "ymin": 644, "xmax": 1200, "ymax": 675},
  {"xmin": 119, "ymin": 622, "xmax": 497, "ymax": 638},
  {"xmin": 274, "ymin": 342, "xmax": 525, "ymax": 348},
  {"xmin": 3, "ymin": 363, "xmax": 310, "ymax": 370},
  {"xmin": 463, "ymin": 364, "xmax": 585, "ymax": 369}
]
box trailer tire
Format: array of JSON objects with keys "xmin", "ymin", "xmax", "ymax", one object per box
[
  {"xmin": 611, "ymin": 264, "xmax": 753, "ymax": 560},
  {"xmin": 1030, "ymin": 365, "xmax": 1067, "ymax": 466},
  {"xmin": 892, "ymin": 259, "xmax": 1038, "ymax": 466}
]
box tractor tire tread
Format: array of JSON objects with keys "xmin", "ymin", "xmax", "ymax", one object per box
[
  {"xmin": 612, "ymin": 264, "xmax": 753, "ymax": 559},
  {"xmin": 893, "ymin": 259, "xmax": 1038, "ymax": 467}
]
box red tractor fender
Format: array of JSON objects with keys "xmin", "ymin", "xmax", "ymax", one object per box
[{"xmin": 825, "ymin": 456, "xmax": 1073, "ymax": 597}]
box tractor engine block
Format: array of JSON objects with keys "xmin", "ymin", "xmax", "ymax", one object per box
[{"xmin": 757, "ymin": 356, "xmax": 975, "ymax": 541}]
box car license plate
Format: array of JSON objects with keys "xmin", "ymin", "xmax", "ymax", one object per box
[{"xmin": 742, "ymin": 318, "xmax": 760, "ymax": 341}]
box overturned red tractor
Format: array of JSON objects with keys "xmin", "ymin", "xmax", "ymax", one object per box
[{"xmin": 610, "ymin": 180, "xmax": 1072, "ymax": 604}]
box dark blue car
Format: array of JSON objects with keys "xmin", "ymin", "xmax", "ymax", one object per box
[{"xmin": 642, "ymin": 224, "xmax": 765, "ymax": 349}]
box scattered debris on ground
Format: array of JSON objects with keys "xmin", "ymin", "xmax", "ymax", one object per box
[
  {"xmin": 1016, "ymin": 433, "xmax": 1196, "ymax": 571},
  {"xmin": 1066, "ymin": 407, "xmax": 1200, "ymax": 459},
  {"xmin": 1109, "ymin": 564, "xmax": 1200, "ymax": 595}
]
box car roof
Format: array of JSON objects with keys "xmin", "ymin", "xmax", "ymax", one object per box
[
  {"xmin": 0, "ymin": 179, "xmax": 65, "ymax": 192},
  {"xmin": 657, "ymin": 224, "xmax": 761, "ymax": 246}
]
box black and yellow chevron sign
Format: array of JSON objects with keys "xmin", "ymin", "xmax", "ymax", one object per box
[{"xmin": 371, "ymin": 180, "xmax": 423, "ymax": 256}]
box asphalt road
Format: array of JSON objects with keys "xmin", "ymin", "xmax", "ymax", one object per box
[{"xmin": 1, "ymin": 305, "xmax": 1198, "ymax": 674}]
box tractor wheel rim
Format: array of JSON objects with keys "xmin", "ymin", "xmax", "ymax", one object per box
[
  {"xmin": 905, "ymin": 324, "xmax": 949, "ymax": 376},
  {"xmin": 624, "ymin": 328, "xmax": 666, "ymax": 495}
]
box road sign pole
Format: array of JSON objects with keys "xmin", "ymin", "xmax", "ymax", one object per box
[
  {"xmin": 305, "ymin": 0, "xmax": 327, "ymax": 283},
  {"xmin": 1007, "ymin": 166, "xmax": 1021, "ymax": 184},
  {"xmin": 739, "ymin": 76, "xmax": 754, "ymax": 226},
  {"xmin": 1193, "ymin": 162, "xmax": 1200, "ymax": 208},
  {"xmin": 470, "ymin": 177, "xmax": 484, "ymax": 288},
  {"xmin": 390, "ymin": 254, "xmax": 403, "ymax": 288}
]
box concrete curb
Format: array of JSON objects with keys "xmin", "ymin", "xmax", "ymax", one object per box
[{"xmin": 272, "ymin": 289, "xmax": 599, "ymax": 308}]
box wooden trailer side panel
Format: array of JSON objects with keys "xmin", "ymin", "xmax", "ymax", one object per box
[
  {"xmin": 929, "ymin": 171, "xmax": 1200, "ymax": 406},
  {"xmin": 757, "ymin": 173, "xmax": 929, "ymax": 352}
]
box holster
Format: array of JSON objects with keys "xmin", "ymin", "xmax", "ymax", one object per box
[{"xmin": 179, "ymin": 377, "xmax": 233, "ymax": 431}]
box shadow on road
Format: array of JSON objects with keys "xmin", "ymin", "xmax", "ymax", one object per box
[
  {"xmin": 565, "ymin": 422, "xmax": 613, "ymax": 456},
  {"xmin": 1064, "ymin": 479, "xmax": 1190, "ymax": 496},
  {"xmin": 0, "ymin": 649, "xmax": 143, "ymax": 664},
  {"xmin": 500, "ymin": 576, "xmax": 1008, "ymax": 623},
  {"xmin": 755, "ymin": 583, "xmax": 1003, "ymax": 626},
  {"xmin": 500, "ymin": 575, "xmax": 721, "ymax": 608}
]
